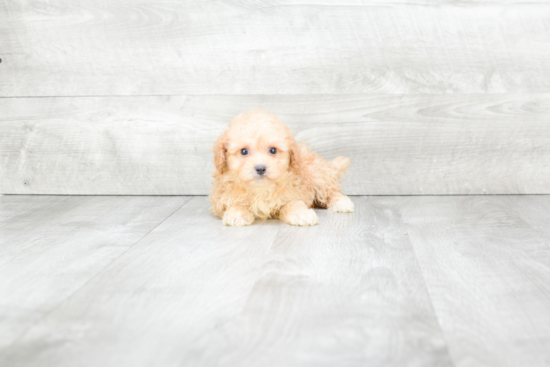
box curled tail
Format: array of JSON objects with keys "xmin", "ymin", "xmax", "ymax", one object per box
[{"xmin": 328, "ymin": 156, "xmax": 351, "ymax": 178}]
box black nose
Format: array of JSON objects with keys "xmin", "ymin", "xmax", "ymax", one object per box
[{"xmin": 255, "ymin": 165, "xmax": 266, "ymax": 176}]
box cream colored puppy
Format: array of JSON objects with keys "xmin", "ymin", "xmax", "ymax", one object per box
[{"xmin": 210, "ymin": 110, "xmax": 354, "ymax": 226}]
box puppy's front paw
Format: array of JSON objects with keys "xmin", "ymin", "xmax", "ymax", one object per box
[
  {"xmin": 328, "ymin": 195, "xmax": 355, "ymax": 213},
  {"xmin": 223, "ymin": 207, "xmax": 254, "ymax": 227},
  {"xmin": 284, "ymin": 208, "xmax": 319, "ymax": 226}
]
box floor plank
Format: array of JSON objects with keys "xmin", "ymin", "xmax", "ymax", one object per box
[
  {"xmin": 0, "ymin": 195, "xmax": 62, "ymax": 225},
  {"xmin": 504, "ymin": 196, "xmax": 550, "ymax": 238},
  {"xmin": 0, "ymin": 195, "xmax": 190, "ymax": 351},
  {"xmin": 397, "ymin": 196, "xmax": 550, "ymax": 367},
  {"xmin": 195, "ymin": 196, "xmax": 452, "ymax": 367},
  {"xmin": 0, "ymin": 196, "xmax": 452, "ymax": 367},
  {"xmin": 3, "ymin": 195, "xmax": 550, "ymax": 366},
  {"xmin": 0, "ymin": 196, "xmax": 284, "ymax": 367}
]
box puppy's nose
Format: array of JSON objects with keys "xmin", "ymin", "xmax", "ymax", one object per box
[{"xmin": 255, "ymin": 165, "xmax": 267, "ymax": 176}]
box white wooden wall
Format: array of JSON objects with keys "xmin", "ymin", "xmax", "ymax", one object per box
[{"xmin": 1, "ymin": 0, "xmax": 550, "ymax": 195}]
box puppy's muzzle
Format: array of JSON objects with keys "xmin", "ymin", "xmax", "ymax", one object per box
[{"xmin": 255, "ymin": 165, "xmax": 267, "ymax": 176}]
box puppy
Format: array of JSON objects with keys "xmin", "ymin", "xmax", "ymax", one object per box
[{"xmin": 210, "ymin": 110, "xmax": 354, "ymax": 226}]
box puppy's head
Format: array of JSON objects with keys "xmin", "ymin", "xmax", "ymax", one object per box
[{"xmin": 213, "ymin": 110, "xmax": 300, "ymax": 186}]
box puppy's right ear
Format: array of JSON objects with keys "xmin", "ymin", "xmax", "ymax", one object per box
[
  {"xmin": 289, "ymin": 137, "xmax": 303, "ymax": 176},
  {"xmin": 213, "ymin": 134, "xmax": 227, "ymax": 174}
]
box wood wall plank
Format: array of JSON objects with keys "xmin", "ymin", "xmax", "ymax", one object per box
[
  {"xmin": 1, "ymin": 0, "xmax": 549, "ymax": 96},
  {"xmin": 398, "ymin": 196, "xmax": 550, "ymax": 367},
  {"xmin": 0, "ymin": 195, "xmax": 190, "ymax": 351},
  {"xmin": 1, "ymin": 94, "xmax": 549, "ymax": 195}
]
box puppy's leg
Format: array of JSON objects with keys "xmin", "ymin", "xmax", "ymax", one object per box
[
  {"xmin": 327, "ymin": 192, "xmax": 355, "ymax": 213},
  {"xmin": 223, "ymin": 205, "xmax": 255, "ymax": 227},
  {"xmin": 280, "ymin": 201, "xmax": 318, "ymax": 226}
]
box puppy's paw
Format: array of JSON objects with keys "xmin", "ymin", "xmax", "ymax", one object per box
[
  {"xmin": 328, "ymin": 195, "xmax": 355, "ymax": 213},
  {"xmin": 284, "ymin": 208, "xmax": 319, "ymax": 226},
  {"xmin": 223, "ymin": 207, "xmax": 255, "ymax": 227}
]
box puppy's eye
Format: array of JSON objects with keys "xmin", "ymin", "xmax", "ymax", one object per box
[
  {"xmin": 241, "ymin": 148, "xmax": 249, "ymax": 156},
  {"xmin": 269, "ymin": 147, "xmax": 277, "ymax": 154}
]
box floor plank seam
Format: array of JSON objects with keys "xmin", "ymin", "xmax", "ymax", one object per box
[
  {"xmin": 1, "ymin": 195, "xmax": 69, "ymax": 222},
  {"xmin": 0, "ymin": 196, "xmax": 72, "ymax": 235},
  {"xmin": 408, "ymin": 247, "xmax": 458, "ymax": 367},
  {"xmin": 236, "ymin": 219, "xmax": 285, "ymax": 303},
  {"xmin": 506, "ymin": 200, "xmax": 550, "ymax": 253},
  {"xmin": 0, "ymin": 196, "xmax": 194, "ymax": 358},
  {"xmin": 397, "ymin": 212, "xmax": 458, "ymax": 367}
]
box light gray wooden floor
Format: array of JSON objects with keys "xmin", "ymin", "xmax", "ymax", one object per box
[{"xmin": 1, "ymin": 195, "xmax": 549, "ymax": 367}]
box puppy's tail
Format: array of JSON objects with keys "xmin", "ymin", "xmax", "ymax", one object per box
[{"xmin": 328, "ymin": 156, "xmax": 351, "ymax": 178}]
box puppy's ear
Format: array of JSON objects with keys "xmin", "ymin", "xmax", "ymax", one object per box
[
  {"xmin": 213, "ymin": 134, "xmax": 227, "ymax": 174},
  {"xmin": 289, "ymin": 137, "xmax": 302, "ymax": 176}
]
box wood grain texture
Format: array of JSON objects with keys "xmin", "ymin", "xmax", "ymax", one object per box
[
  {"xmin": 503, "ymin": 196, "xmax": 550, "ymax": 238},
  {"xmin": 0, "ymin": 196, "xmax": 452, "ymax": 367},
  {"xmin": 0, "ymin": 195, "xmax": 190, "ymax": 351},
  {"xmin": 397, "ymin": 196, "xmax": 550, "ymax": 367},
  {"xmin": 0, "ymin": 195, "xmax": 57, "ymax": 223},
  {"xmin": 198, "ymin": 196, "xmax": 452, "ymax": 366},
  {"xmin": 1, "ymin": 94, "xmax": 550, "ymax": 195},
  {"xmin": 1, "ymin": 0, "xmax": 550, "ymax": 96},
  {"xmin": 0, "ymin": 196, "xmax": 286, "ymax": 367}
]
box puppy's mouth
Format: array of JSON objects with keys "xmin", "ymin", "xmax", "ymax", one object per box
[
  {"xmin": 248, "ymin": 172, "xmax": 272, "ymax": 186},
  {"xmin": 253, "ymin": 174, "xmax": 269, "ymax": 181},
  {"xmin": 256, "ymin": 171, "xmax": 269, "ymax": 178}
]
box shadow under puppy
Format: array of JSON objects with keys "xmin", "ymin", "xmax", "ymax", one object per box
[{"xmin": 210, "ymin": 110, "xmax": 354, "ymax": 226}]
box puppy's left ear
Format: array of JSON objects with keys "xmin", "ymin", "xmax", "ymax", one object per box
[{"xmin": 213, "ymin": 133, "xmax": 227, "ymax": 174}]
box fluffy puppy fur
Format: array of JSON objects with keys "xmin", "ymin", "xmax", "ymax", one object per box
[{"xmin": 210, "ymin": 110, "xmax": 354, "ymax": 226}]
